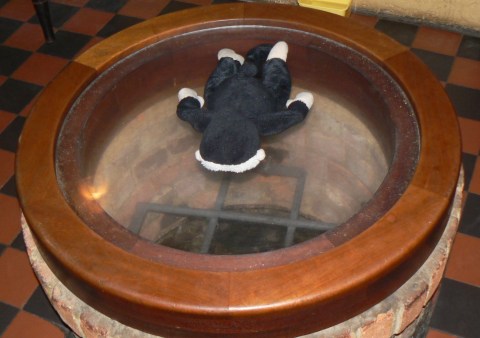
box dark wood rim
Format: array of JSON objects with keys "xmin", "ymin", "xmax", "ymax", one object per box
[{"xmin": 16, "ymin": 4, "xmax": 461, "ymax": 337}]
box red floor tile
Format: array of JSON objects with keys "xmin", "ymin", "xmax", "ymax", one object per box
[
  {"xmin": 2, "ymin": 311, "xmax": 64, "ymax": 338},
  {"xmin": 469, "ymin": 158, "xmax": 480, "ymax": 195},
  {"xmin": 426, "ymin": 328, "xmax": 458, "ymax": 338},
  {"xmin": 412, "ymin": 26, "xmax": 462, "ymax": 56},
  {"xmin": 4, "ymin": 23, "xmax": 47, "ymax": 52},
  {"xmin": 62, "ymin": 8, "xmax": 115, "ymax": 36},
  {"xmin": 11, "ymin": 53, "xmax": 68, "ymax": 86},
  {"xmin": 0, "ymin": 0, "xmax": 36, "ymax": 21},
  {"xmin": 445, "ymin": 233, "xmax": 480, "ymax": 287},
  {"xmin": 0, "ymin": 75, "xmax": 6, "ymax": 86},
  {"xmin": 0, "ymin": 149, "xmax": 15, "ymax": 188},
  {"xmin": 449, "ymin": 57, "xmax": 480, "ymax": 90},
  {"xmin": 0, "ymin": 194, "xmax": 22, "ymax": 245},
  {"xmin": 0, "ymin": 248, "xmax": 38, "ymax": 307},
  {"xmin": 119, "ymin": 0, "xmax": 171, "ymax": 19},
  {"xmin": 458, "ymin": 117, "xmax": 480, "ymax": 155},
  {"xmin": 0, "ymin": 110, "xmax": 16, "ymax": 133}
]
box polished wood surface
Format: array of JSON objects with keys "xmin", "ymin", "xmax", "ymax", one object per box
[{"xmin": 16, "ymin": 3, "xmax": 461, "ymax": 337}]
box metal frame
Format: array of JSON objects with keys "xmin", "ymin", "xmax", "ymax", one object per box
[{"xmin": 129, "ymin": 164, "xmax": 336, "ymax": 253}]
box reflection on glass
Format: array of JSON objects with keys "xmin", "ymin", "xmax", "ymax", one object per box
[{"xmin": 91, "ymin": 88, "xmax": 388, "ymax": 254}]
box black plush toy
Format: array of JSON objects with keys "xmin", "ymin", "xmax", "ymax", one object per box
[{"xmin": 176, "ymin": 41, "xmax": 313, "ymax": 173}]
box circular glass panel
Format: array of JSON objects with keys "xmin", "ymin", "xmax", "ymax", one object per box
[{"xmin": 56, "ymin": 27, "xmax": 418, "ymax": 256}]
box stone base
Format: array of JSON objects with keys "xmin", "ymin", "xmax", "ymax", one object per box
[
  {"xmin": 353, "ymin": 0, "xmax": 480, "ymax": 35},
  {"xmin": 22, "ymin": 170, "xmax": 463, "ymax": 338}
]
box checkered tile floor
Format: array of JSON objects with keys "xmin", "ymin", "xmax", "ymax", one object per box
[{"xmin": 1, "ymin": 1, "xmax": 479, "ymax": 337}]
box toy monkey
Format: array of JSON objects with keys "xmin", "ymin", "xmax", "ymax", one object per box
[{"xmin": 177, "ymin": 41, "xmax": 313, "ymax": 173}]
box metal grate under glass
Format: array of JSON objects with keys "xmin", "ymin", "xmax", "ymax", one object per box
[{"xmin": 129, "ymin": 164, "xmax": 336, "ymax": 254}]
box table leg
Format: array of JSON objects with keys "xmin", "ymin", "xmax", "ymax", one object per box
[{"xmin": 32, "ymin": 0, "xmax": 55, "ymax": 43}]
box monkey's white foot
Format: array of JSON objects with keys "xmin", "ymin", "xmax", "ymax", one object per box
[
  {"xmin": 218, "ymin": 48, "xmax": 245, "ymax": 64},
  {"xmin": 267, "ymin": 41, "xmax": 288, "ymax": 62},
  {"xmin": 287, "ymin": 92, "xmax": 314, "ymax": 109},
  {"xmin": 178, "ymin": 88, "xmax": 205, "ymax": 107}
]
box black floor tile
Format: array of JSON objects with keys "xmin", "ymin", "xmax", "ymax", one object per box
[
  {"xmin": 38, "ymin": 30, "xmax": 90, "ymax": 59},
  {"xmin": 0, "ymin": 175, "xmax": 17, "ymax": 197},
  {"xmin": 65, "ymin": 331, "xmax": 79, "ymax": 338},
  {"xmin": 0, "ymin": 45, "xmax": 32, "ymax": 76},
  {"xmin": 10, "ymin": 232, "xmax": 26, "ymax": 252},
  {"xmin": 430, "ymin": 278, "xmax": 480, "ymax": 337},
  {"xmin": 29, "ymin": 2, "xmax": 79, "ymax": 28},
  {"xmin": 0, "ymin": 301, "xmax": 19, "ymax": 336},
  {"xmin": 0, "ymin": 79, "xmax": 41, "ymax": 114},
  {"xmin": 411, "ymin": 48, "xmax": 454, "ymax": 82},
  {"xmin": 24, "ymin": 287, "xmax": 66, "ymax": 328},
  {"xmin": 0, "ymin": 17, "xmax": 22, "ymax": 43},
  {"xmin": 446, "ymin": 84, "xmax": 480, "ymax": 121},
  {"xmin": 86, "ymin": 0, "xmax": 128, "ymax": 13},
  {"xmin": 0, "ymin": 0, "xmax": 8, "ymax": 9},
  {"xmin": 374, "ymin": 20, "xmax": 418, "ymax": 46},
  {"xmin": 0, "ymin": 242, "xmax": 6, "ymax": 255},
  {"xmin": 0, "ymin": 116, "xmax": 25, "ymax": 151},
  {"xmin": 457, "ymin": 35, "xmax": 480, "ymax": 60},
  {"xmin": 459, "ymin": 192, "xmax": 480, "ymax": 238},
  {"xmin": 96, "ymin": 14, "xmax": 143, "ymax": 38},
  {"xmin": 462, "ymin": 153, "xmax": 477, "ymax": 190},
  {"xmin": 159, "ymin": 1, "xmax": 199, "ymax": 15}
]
